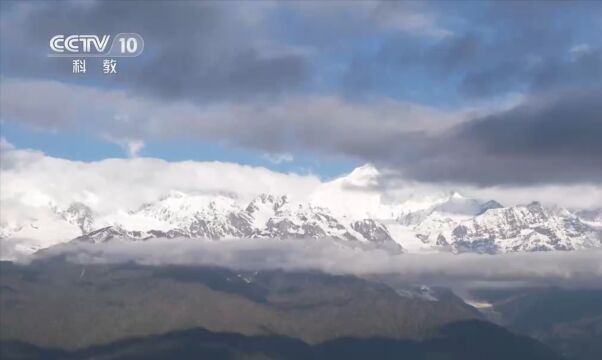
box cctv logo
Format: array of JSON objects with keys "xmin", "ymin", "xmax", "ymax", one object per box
[
  {"xmin": 49, "ymin": 33, "xmax": 143, "ymax": 58},
  {"xmin": 50, "ymin": 35, "xmax": 111, "ymax": 54}
]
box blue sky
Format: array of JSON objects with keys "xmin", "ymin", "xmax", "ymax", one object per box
[
  {"xmin": 1, "ymin": 121, "xmax": 358, "ymax": 178},
  {"xmin": 1, "ymin": 0, "xmax": 601, "ymax": 184}
]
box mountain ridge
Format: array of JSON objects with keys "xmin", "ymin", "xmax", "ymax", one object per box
[{"xmin": 1, "ymin": 171, "xmax": 600, "ymax": 257}]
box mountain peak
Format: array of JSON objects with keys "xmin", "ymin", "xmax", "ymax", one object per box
[
  {"xmin": 341, "ymin": 164, "xmax": 379, "ymax": 187},
  {"xmin": 246, "ymin": 193, "xmax": 288, "ymax": 214},
  {"xmin": 477, "ymin": 200, "xmax": 504, "ymax": 215},
  {"xmin": 449, "ymin": 191, "xmax": 465, "ymax": 200},
  {"xmin": 526, "ymin": 201, "xmax": 543, "ymax": 209},
  {"xmin": 2, "ymin": 184, "xmax": 600, "ymax": 258}
]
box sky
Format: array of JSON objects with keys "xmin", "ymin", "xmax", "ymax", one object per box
[{"xmin": 1, "ymin": 1, "xmax": 601, "ymax": 195}]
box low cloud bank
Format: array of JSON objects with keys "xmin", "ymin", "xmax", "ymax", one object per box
[
  {"xmin": 2, "ymin": 144, "xmax": 601, "ymax": 223},
  {"xmin": 26, "ymin": 237, "xmax": 602, "ymax": 289}
]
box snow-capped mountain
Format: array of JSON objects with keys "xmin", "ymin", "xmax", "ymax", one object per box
[
  {"xmin": 1, "ymin": 164, "xmax": 600, "ymax": 258},
  {"xmin": 414, "ymin": 202, "xmax": 600, "ymax": 253},
  {"xmin": 0, "ymin": 205, "xmax": 82, "ymax": 252},
  {"xmin": 397, "ymin": 192, "xmax": 502, "ymax": 227},
  {"xmin": 70, "ymin": 192, "xmax": 402, "ymax": 254},
  {"xmin": 60, "ymin": 202, "xmax": 95, "ymax": 234}
]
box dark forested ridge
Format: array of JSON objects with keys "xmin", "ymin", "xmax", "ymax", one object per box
[{"xmin": 1, "ymin": 321, "xmax": 561, "ymax": 360}]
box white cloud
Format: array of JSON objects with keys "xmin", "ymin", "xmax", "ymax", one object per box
[
  {"xmin": 1, "ymin": 143, "xmax": 600, "ymax": 229},
  {"xmin": 120, "ymin": 139, "xmax": 146, "ymax": 158},
  {"xmin": 126, "ymin": 140, "xmax": 145, "ymax": 158},
  {"xmin": 262, "ymin": 152, "xmax": 294, "ymax": 164},
  {"xmin": 373, "ymin": 172, "xmax": 602, "ymax": 211},
  {"xmin": 0, "ymin": 137, "xmax": 15, "ymax": 152},
  {"xmin": 0, "ymin": 146, "xmax": 321, "ymax": 217},
  {"xmin": 570, "ymin": 43, "xmax": 591, "ymax": 60},
  {"xmin": 103, "ymin": 135, "xmax": 146, "ymax": 158}
]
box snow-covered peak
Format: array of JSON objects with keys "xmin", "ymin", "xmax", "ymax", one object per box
[
  {"xmin": 442, "ymin": 202, "xmax": 600, "ymax": 253},
  {"xmin": 61, "ymin": 202, "xmax": 94, "ymax": 234},
  {"xmin": 124, "ymin": 192, "xmax": 243, "ymax": 232},
  {"xmin": 433, "ymin": 193, "xmax": 480, "ymax": 215},
  {"xmin": 1, "ymin": 169, "xmax": 599, "ymax": 258},
  {"xmin": 309, "ymin": 166, "xmax": 385, "ymax": 219},
  {"xmin": 341, "ymin": 163, "xmax": 380, "ymax": 187},
  {"xmin": 449, "ymin": 191, "xmax": 464, "ymax": 200},
  {"xmin": 245, "ymin": 193, "xmax": 289, "ymax": 228},
  {"xmin": 395, "ymin": 192, "xmax": 488, "ymax": 228},
  {"xmin": 246, "ymin": 193, "xmax": 288, "ymax": 214},
  {"xmin": 138, "ymin": 192, "xmax": 239, "ymax": 215}
]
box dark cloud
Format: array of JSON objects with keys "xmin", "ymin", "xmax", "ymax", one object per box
[
  {"xmin": 370, "ymin": 87, "xmax": 602, "ymax": 185},
  {"xmin": 2, "ymin": 77, "xmax": 600, "ymax": 186},
  {"xmin": 0, "ymin": 1, "xmax": 310, "ymax": 102},
  {"xmin": 343, "ymin": 1, "xmax": 602, "ymax": 98},
  {"xmin": 328, "ymin": 1, "xmax": 602, "ymax": 185},
  {"xmin": 222, "ymin": 86, "xmax": 602, "ymax": 186},
  {"xmin": 1, "ymin": 1, "xmax": 600, "ymax": 187},
  {"xmin": 458, "ymin": 90, "xmax": 602, "ymax": 160}
]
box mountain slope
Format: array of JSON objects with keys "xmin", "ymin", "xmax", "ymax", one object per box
[{"xmin": 0, "ymin": 259, "xmax": 479, "ymax": 350}]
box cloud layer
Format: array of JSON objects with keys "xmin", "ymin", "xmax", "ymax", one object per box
[
  {"xmin": 2, "ymin": 144, "xmax": 601, "ymax": 220},
  {"xmin": 31, "ymin": 237, "xmax": 602, "ymax": 289},
  {"xmin": 0, "ymin": 147, "xmax": 320, "ymax": 217},
  {"xmin": 1, "ymin": 0, "xmax": 601, "ymax": 187}
]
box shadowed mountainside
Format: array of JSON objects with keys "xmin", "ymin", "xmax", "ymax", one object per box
[{"xmin": 471, "ymin": 287, "xmax": 602, "ymax": 360}]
